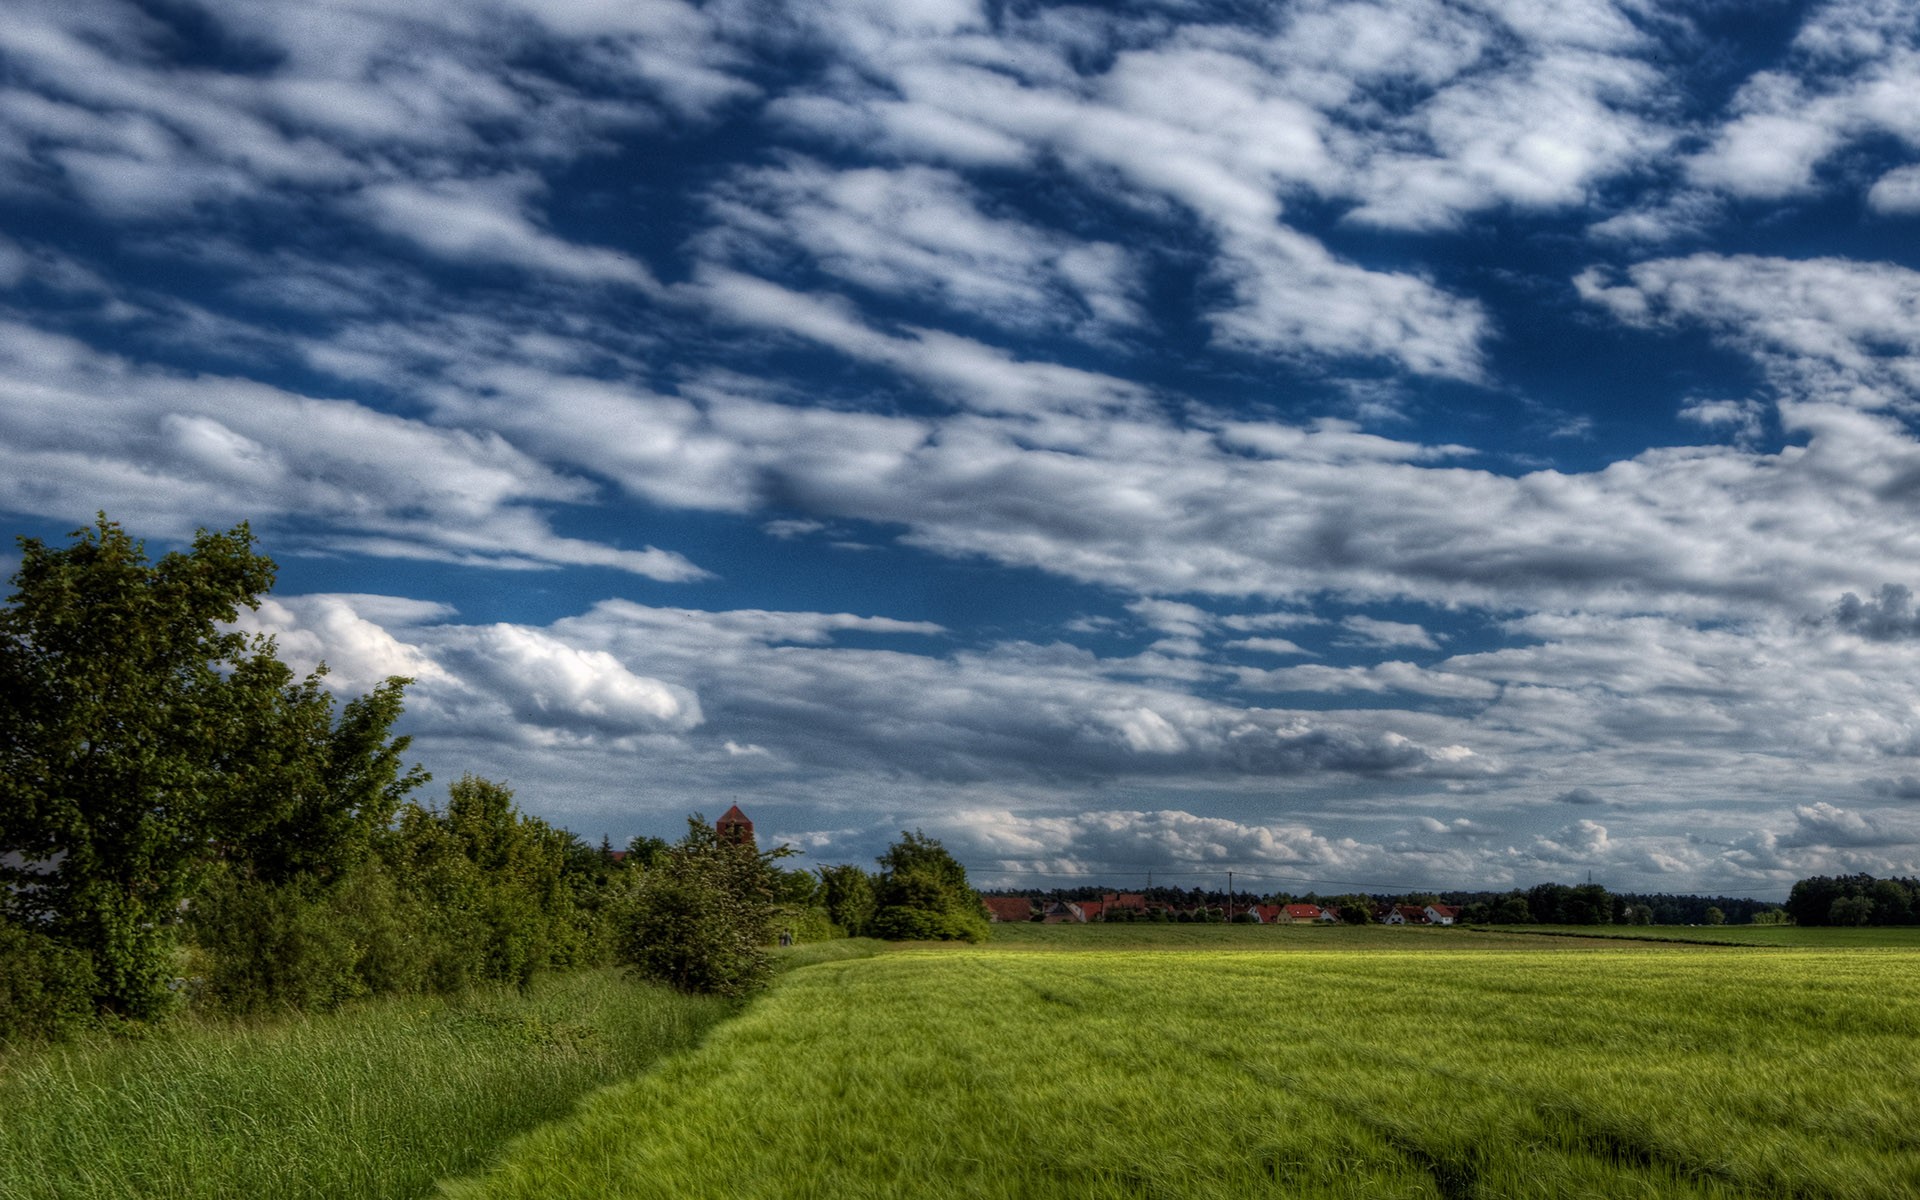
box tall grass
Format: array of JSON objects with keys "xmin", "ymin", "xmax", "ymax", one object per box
[
  {"xmin": 448, "ymin": 946, "xmax": 1920, "ymax": 1199},
  {"xmin": 0, "ymin": 969, "xmax": 731, "ymax": 1200}
]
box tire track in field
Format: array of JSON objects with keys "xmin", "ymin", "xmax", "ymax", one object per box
[{"xmin": 986, "ymin": 956, "xmax": 1819, "ymax": 1200}]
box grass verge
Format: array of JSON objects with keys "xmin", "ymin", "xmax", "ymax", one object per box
[{"xmin": 0, "ymin": 968, "xmax": 732, "ymax": 1200}]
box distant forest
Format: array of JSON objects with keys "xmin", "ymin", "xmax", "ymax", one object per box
[{"xmin": 987, "ymin": 882, "xmax": 1792, "ymax": 926}]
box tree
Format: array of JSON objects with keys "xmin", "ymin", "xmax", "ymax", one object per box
[
  {"xmin": 1703, "ymin": 906, "xmax": 1726, "ymax": 926},
  {"xmin": 818, "ymin": 863, "xmax": 877, "ymax": 935},
  {"xmin": 1328, "ymin": 895, "xmax": 1373, "ymax": 924},
  {"xmin": 0, "ymin": 517, "xmax": 430, "ymax": 1020},
  {"xmin": 614, "ymin": 815, "xmax": 776, "ymax": 996},
  {"xmin": 0, "ymin": 518, "xmax": 277, "ymax": 1017},
  {"xmin": 868, "ymin": 831, "xmax": 988, "ymax": 942},
  {"xmin": 1829, "ymin": 895, "xmax": 1874, "ymax": 927},
  {"xmin": 218, "ymin": 670, "xmax": 427, "ymax": 885}
]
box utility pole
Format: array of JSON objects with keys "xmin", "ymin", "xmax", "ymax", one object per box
[{"xmin": 1228, "ymin": 870, "xmax": 1234, "ymax": 923}]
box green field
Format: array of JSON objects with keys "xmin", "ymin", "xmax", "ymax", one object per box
[
  {"xmin": 450, "ymin": 937, "xmax": 1920, "ymax": 1199},
  {"xmin": 1479, "ymin": 923, "xmax": 1920, "ymax": 947},
  {"xmin": 0, "ymin": 970, "xmax": 731, "ymax": 1200},
  {"xmin": 980, "ymin": 920, "xmax": 1715, "ymax": 950}
]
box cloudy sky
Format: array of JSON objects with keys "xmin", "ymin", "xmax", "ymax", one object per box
[{"xmin": 11, "ymin": 0, "xmax": 1920, "ymax": 897}]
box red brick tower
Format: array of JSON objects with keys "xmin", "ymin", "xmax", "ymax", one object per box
[{"xmin": 716, "ymin": 804, "xmax": 755, "ymax": 848}]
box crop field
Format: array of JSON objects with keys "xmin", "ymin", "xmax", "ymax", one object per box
[
  {"xmin": 980, "ymin": 921, "xmax": 1690, "ymax": 950},
  {"xmin": 1482, "ymin": 924, "xmax": 1920, "ymax": 948},
  {"xmin": 451, "ymin": 941, "xmax": 1920, "ymax": 1200}
]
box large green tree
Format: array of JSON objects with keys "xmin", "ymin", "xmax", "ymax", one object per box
[
  {"xmin": 0, "ymin": 517, "xmax": 423, "ymax": 1017},
  {"xmin": 868, "ymin": 831, "xmax": 989, "ymax": 942}
]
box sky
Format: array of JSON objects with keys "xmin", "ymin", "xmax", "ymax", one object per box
[{"xmin": 9, "ymin": 0, "xmax": 1920, "ymax": 899}]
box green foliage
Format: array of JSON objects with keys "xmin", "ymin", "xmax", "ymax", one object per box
[
  {"xmin": 1788, "ymin": 874, "xmax": 1920, "ymax": 926},
  {"xmin": 221, "ymin": 672, "xmax": 428, "ymax": 886},
  {"xmin": 1491, "ymin": 894, "xmax": 1533, "ymax": 924},
  {"xmin": 1702, "ymin": 905, "xmax": 1726, "ymax": 925},
  {"xmin": 869, "ymin": 831, "xmax": 988, "ymax": 943},
  {"xmin": 0, "ymin": 517, "xmax": 280, "ymax": 1018},
  {"xmin": 188, "ymin": 859, "xmax": 435, "ymax": 1014},
  {"xmin": 189, "ymin": 775, "xmax": 608, "ymax": 1013},
  {"xmin": 623, "ymin": 836, "xmax": 671, "ymax": 870},
  {"xmin": 817, "ymin": 863, "xmax": 877, "ymax": 935},
  {"xmin": 613, "ymin": 816, "xmax": 775, "ymax": 996},
  {"xmin": 383, "ymin": 777, "xmax": 601, "ymax": 992},
  {"xmin": 1328, "ymin": 894, "xmax": 1374, "ymax": 924},
  {"xmin": 770, "ymin": 905, "xmax": 838, "ymax": 944},
  {"xmin": 1750, "ymin": 907, "xmax": 1792, "ymax": 925},
  {"xmin": 0, "ymin": 918, "xmax": 97, "ymax": 1045},
  {"xmin": 0, "ymin": 517, "xmax": 434, "ymax": 1025}
]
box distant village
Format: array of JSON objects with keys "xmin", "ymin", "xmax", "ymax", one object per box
[{"xmin": 982, "ymin": 892, "xmax": 1460, "ymax": 926}]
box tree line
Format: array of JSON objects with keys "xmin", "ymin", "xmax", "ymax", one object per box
[
  {"xmin": 992, "ymin": 882, "xmax": 1788, "ymax": 926},
  {"xmin": 1784, "ymin": 874, "xmax": 1920, "ymax": 926},
  {"xmin": 0, "ymin": 518, "xmax": 985, "ymax": 1045}
]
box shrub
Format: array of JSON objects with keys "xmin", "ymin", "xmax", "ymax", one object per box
[
  {"xmin": 771, "ymin": 904, "xmax": 838, "ymax": 944},
  {"xmin": 0, "ymin": 919, "xmax": 95, "ymax": 1044},
  {"xmin": 189, "ymin": 860, "xmax": 436, "ymax": 1014},
  {"xmin": 613, "ymin": 819, "xmax": 774, "ymax": 997}
]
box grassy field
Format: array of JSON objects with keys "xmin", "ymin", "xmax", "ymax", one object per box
[
  {"xmin": 1481, "ymin": 923, "xmax": 1920, "ymax": 947},
  {"xmin": 987, "ymin": 920, "xmax": 1920, "ymax": 949},
  {"xmin": 980, "ymin": 920, "xmax": 1712, "ymax": 950},
  {"xmin": 0, "ymin": 969, "xmax": 733, "ymax": 1200},
  {"xmin": 448, "ymin": 938, "xmax": 1920, "ymax": 1199}
]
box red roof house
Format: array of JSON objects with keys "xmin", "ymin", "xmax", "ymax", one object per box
[
  {"xmin": 982, "ymin": 896, "xmax": 1035, "ymax": 923},
  {"xmin": 1283, "ymin": 904, "xmax": 1323, "ymax": 923}
]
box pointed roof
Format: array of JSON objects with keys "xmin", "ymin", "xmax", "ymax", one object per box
[{"xmin": 718, "ymin": 804, "xmax": 750, "ymax": 824}]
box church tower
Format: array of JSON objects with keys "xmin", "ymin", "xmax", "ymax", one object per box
[{"xmin": 716, "ymin": 804, "xmax": 755, "ymax": 848}]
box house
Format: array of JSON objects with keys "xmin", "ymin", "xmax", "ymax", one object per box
[
  {"xmin": 1383, "ymin": 905, "xmax": 1430, "ymax": 925},
  {"xmin": 1102, "ymin": 892, "xmax": 1148, "ymax": 915},
  {"xmin": 982, "ymin": 896, "xmax": 1035, "ymax": 923},
  {"xmin": 1251, "ymin": 903, "xmax": 1283, "ymax": 924},
  {"xmin": 1317, "ymin": 906, "xmax": 1341, "ymax": 923},
  {"xmin": 1282, "ymin": 903, "xmax": 1323, "ymax": 923},
  {"xmin": 1078, "ymin": 899, "xmax": 1107, "ymax": 922},
  {"xmin": 715, "ymin": 804, "xmax": 755, "ymax": 848},
  {"xmin": 1424, "ymin": 904, "xmax": 1461, "ymax": 926},
  {"xmin": 1041, "ymin": 900, "xmax": 1086, "ymax": 924}
]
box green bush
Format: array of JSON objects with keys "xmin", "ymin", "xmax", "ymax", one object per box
[
  {"xmin": 189, "ymin": 860, "xmax": 436, "ymax": 1014},
  {"xmin": 0, "ymin": 919, "xmax": 96, "ymax": 1045},
  {"xmin": 771, "ymin": 904, "xmax": 839, "ymax": 943},
  {"xmin": 868, "ymin": 837, "xmax": 989, "ymax": 944},
  {"xmin": 613, "ymin": 819, "xmax": 774, "ymax": 997}
]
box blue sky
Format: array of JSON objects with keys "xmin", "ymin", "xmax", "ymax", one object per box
[{"xmin": 9, "ymin": 0, "xmax": 1920, "ymax": 897}]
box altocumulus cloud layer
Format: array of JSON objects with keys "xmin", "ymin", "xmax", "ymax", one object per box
[{"xmin": 11, "ymin": 0, "xmax": 1920, "ymax": 895}]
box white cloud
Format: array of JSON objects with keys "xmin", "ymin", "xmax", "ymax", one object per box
[
  {"xmin": 1577, "ymin": 254, "xmax": 1920, "ymax": 412},
  {"xmin": 356, "ymin": 176, "xmax": 657, "ymax": 288},
  {"xmin": 1339, "ymin": 615, "xmax": 1442, "ymax": 651},
  {"xmin": 1688, "ymin": 4, "xmax": 1920, "ymax": 201},
  {"xmin": 702, "ymin": 159, "xmax": 1143, "ymax": 334},
  {"xmin": 1868, "ymin": 163, "xmax": 1920, "ymax": 214},
  {"xmin": 0, "ymin": 320, "xmax": 706, "ymax": 579}
]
